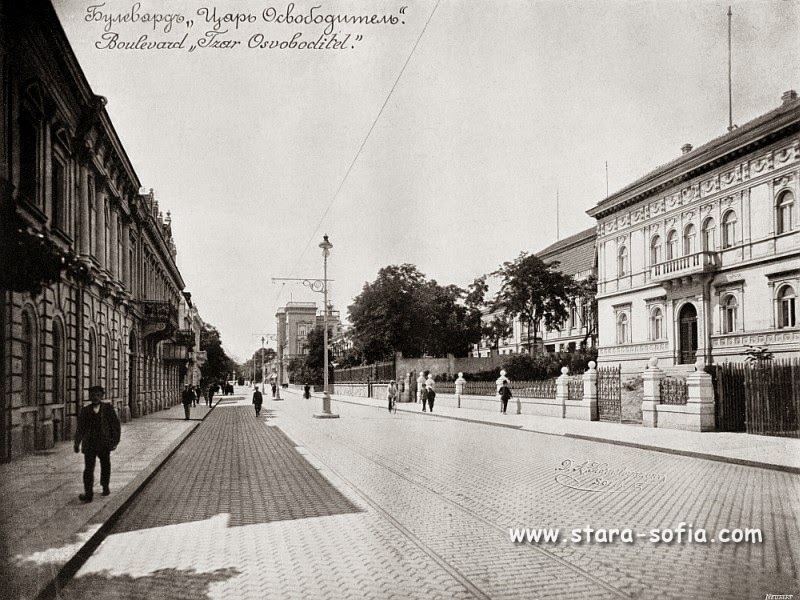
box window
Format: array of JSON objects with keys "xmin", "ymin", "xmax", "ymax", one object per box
[
  {"xmin": 722, "ymin": 211, "xmax": 737, "ymax": 248},
  {"xmin": 778, "ymin": 285, "xmax": 796, "ymax": 328},
  {"xmin": 616, "ymin": 312, "xmax": 629, "ymax": 344},
  {"xmin": 51, "ymin": 156, "xmax": 66, "ymax": 231},
  {"xmin": 88, "ymin": 330, "xmax": 97, "ymax": 386},
  {"xmin": 53, "ymin": 320, "xmax": 65, "ymax": 404},
  {"xmin": 702, "ymin": 218, "xmax": 716, "ymax": 251},
  {"xmin": 721, "ymin": 295, "xmax": 737, "ymax": 334},
  {"xmin": 21, "ymin": 311, "xmax": 37, "ymax": 406},
  {"xmin": 650, "ymin": 235, "xmax": 661, "ymax": 265},
  {"xmin": 105, "ymin": 335, "xmax": 113, "ymax": 396},
  {"xmin": 617, "ymin": 245, "xmax": 628, "ymax": 277},
  {"xmin": 19, "ymin": 112, "xmax": 38, "ymax": 203},
  {"xmin": 570, "ymin": 303, "xmax": 578, "ymax": 328},
  {"xmin": 88, "ymin": 178, "xmax": 96, "ymax": 256},
  {"xmin": 650, "ymin": 307, "xmax": 664, "ymax": 340},
  {"xmin": 666, "ymin": 230, "xmax": 678, "ymax": 260},
  {"xmin": 683, "ymin": 223, "xmax": 696, "ymax": 255},
  {"xmin": 104, "ymin": 202, "xmax": 111, "ymax": 267},
  {"xmin": 777, "ymin": 191, "xmax": 794, "ymax": 234}
]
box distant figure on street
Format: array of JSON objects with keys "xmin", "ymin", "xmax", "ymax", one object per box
[
  {"xmin": 271, "ymin": 382, "xmax": 277, "ymax": 398},
  {"xmin": 181, "ymin": 385, "xmax": 194, "ymax": 420},
  {"xmin": 420, "ymin": 384, "xmax": 429, "ymax": 412},
  {"xmin": 426, "ymin": 383, "xmax": 436, "ymax": 412},
  {"xmin": 253, "ymin": 386, "xmax": 263, "ymax": 416},
  {"xmin": 426, "ymin": 373, "xmax": 435, "ymax": 393},
  {"xmin": 499, "ymin": 381, "xmax": 512, "ymax": 414},
  {"xmin": 387, "ymin": 380, "xmax": 398, "ymax": 412},
  {"xmin": 74, "ymin": 385, "xmax": 121, "ymax": 503},
  {"xmin": 206, "ymin": 384, "xmax": 216, "ymax": 407},
  {"xmin": 303, "ymin": 383, "xmax": 311, "ymax": 399},
  {"xmin": 416, "ymin": 372, "xmax": 426, "ymax": 403}
]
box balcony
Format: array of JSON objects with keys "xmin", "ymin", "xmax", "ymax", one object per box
[
  {"xmin": 162, "ymin": 343, "xmax": 188, "ymax": 361},
  {"xmin": 141, "ymin": 300, "xmax": 178, "ymax": 340},
  {"xmin": 650, "ymin": 251, "xmax": 720, "ymax": 284},
  {"xmin": 174, "ymin": 328, "xmax": 196, "ymax": 349}
]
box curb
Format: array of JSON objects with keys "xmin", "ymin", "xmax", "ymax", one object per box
[
  {"xmin": 326, "ymin": 394, "xmax": 800, "ymax": 475},
  {"xmin": 35, "ymin": 400, "xmax": 220, "ymax": 600}
]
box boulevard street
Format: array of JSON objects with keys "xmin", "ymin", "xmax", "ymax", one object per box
[{"xmin": 59, "ymin": 389, "xmax": 799, "ymax": 599}]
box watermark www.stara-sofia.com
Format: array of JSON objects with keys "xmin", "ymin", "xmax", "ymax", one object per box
[{"xmin": 509, "ymin": 522, "xmax": 763, "ymax": 544}]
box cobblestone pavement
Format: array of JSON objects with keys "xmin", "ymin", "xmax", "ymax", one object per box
[{"xmin": 59, "ymin": 392, "xmax": 800, "ymax": 599}]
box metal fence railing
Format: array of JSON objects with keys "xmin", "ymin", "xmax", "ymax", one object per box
[{"xmin": 659, "ymin": 377, "xmax": 688, "ymax": 405}]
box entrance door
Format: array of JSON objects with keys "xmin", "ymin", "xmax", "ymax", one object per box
[{"xmin": 679, "ymin": 303, "xmax": 698, "ymax": 364}]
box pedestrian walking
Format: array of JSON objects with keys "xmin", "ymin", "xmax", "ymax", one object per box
[
  {"xmin": 73, "ymin": 385, "xmax": 121, "ymax": 503},
  {"xmin": 499, "ymin": 381, "xmax": 512, "ymax": 414},
  {"xmin": 271, "ymin": 382, "xmax": 277, "ymax": 398},
  {"xmin": 206, "ymin": 383, "xmax": 216, "ymax": 407},
  {"xmin": 420, "ymin": 384, "xmax": 428, "ymax": 412},
  {"xmin": 253, "ymin": 385, "xmax": 263, "ymax": 416},
  {"xmin": 416, "ymin": 371, "xmax": 426, "ymax": 403},
  {"xmin": 303, "ymin": 383, "xmax": 311, "ymax": 399},
  {"xmin": 181, "ymin": 385, "xmax": 194, "ymax": 420},
  {"xmin": 387, "ymin": 380, "xmax": 398, "ymax": 412},
  {"xmin": 427, "ymin": 383, "xmax": 436, "ymax": 412}
]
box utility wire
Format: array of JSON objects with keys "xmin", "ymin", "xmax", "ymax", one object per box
[{"xmin": 287, "ymin": 0, "xmax": 443, "ymax": 278}]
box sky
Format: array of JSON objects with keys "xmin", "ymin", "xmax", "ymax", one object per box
[{"xmin": 50, "ymin": 0, "xmax": 799, "ymax": 361}]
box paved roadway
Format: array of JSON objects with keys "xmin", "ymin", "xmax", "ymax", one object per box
[{"xmin": 59, "ymin": 391, "xmax": 800, "ymax": 599}]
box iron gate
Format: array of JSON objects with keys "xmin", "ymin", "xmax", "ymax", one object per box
[{"xmin": 597, "ymin": 365, "xmax": 622, "ymax": 422}]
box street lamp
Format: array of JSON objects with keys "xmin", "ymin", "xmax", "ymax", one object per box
[
  {"xmin": 314, "ymin": 234, "xmax": 339, "ymax": 419},
  {"xmin": 261, "ymin": 336, "xmax": 266, "ymax": 394}
]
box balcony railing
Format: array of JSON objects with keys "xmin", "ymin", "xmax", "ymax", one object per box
[
  {"xmin": 650, "ymin": 251, "xmax": 720, "ymax": 282},
  {"xmin": 162, "ymin": 343, "xmax": 188, "ymax": 361},
  {"xmin": 141, "ymin": 301, "xmax": 179, "ymax": 326},
  {"xmin": 174, "ymin": 328, "xmax": 195, "ymax": 348}
]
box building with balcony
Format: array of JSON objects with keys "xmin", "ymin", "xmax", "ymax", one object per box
[
  {"xmin": 587, "ymin": 91, "xmax": 800, "ymax": 372},
  {"xmin": 0, "ymin": 0, "xmax": 196, "ymax": 460}
]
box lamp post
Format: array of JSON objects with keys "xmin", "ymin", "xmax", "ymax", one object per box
[
  {"xmin": 261, "ymin": 336, "xmax": 266, "ymax": 393},
  {"xmin": 314, "ymin": 234, "xmax": 339, "ymax": 419}
]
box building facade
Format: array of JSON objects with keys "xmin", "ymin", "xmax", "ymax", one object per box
[
  {"xmin": 275, "ymin": 301, "xmax": 341, "ymax": 383},
  {"xmin": 588, "ymin": 91, "xmax": 800, "ymax": 373},
  {"xmin": 0, "ymin": 0, "xmax": 197, "ymax": 460}
]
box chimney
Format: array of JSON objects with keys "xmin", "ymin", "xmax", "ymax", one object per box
[
  {"xmin": 681, "ymin": 143, "xmax": 693, "ymax": 155},
  {"xmin": 782, "ymin": 90, "xmax": 798, "ymax": 105}
]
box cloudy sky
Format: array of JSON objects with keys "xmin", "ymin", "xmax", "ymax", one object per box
[{"xmin": 50, "ymin": 0, "xmax": 799, "ymax": 361}]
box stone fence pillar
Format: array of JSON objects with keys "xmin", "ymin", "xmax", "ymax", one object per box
[
  {"xmin": 642, "ymin": 357, "xmax": 663, "ymax": 428},
  {"xmin": 686, "ymin": 359, "xmax": 715, "ymax": 432},
  {"xmin": 565, "ymin": 361, "xmax": 597, "ymax": 420},
  {"xmin": 556, "ymin": 367, "xmax": 570, "ymax": 418}
]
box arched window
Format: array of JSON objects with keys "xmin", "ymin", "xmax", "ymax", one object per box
[
  {"xmin": 683, "ymin": 223, "xmax": 697, "ymax": 255},
  {"xmin": 616, "ymin": 312, "xmax": 629, "ymax": 344},
  {"xmin": 702, "ymin": 218, "xmax": 716, "ymax": 251},
  {"xmin": 88, "ymin": 178, "xmax": 96, "ymax": 257},
  {"xmin": 778, "ymin": 285, "xmax": 796, "ymax": 329},
  {"xmin": 777, "ymin": 191, "xmax": 794, "ymax": 234},
  {"xmin": 21, "ymin": 311, "xmax": 37, "ymax": 406},
  {"xmin": 105, "ymin": 335, "xmax": 113, "ymax": 396},
  {"xmin": 666, "ymin": 230, "xmax": 678, "ymax": 260},
  {"xmin": 650, "ymin": 307, "xmax": 664, "ymax": 340},
  {"xmin": 722, "ymin": 210, "xmax": 737, "ymax": 248},
  {"xmin": 650, "ymin": 235, "xmax": 661, "ymax": 265},
  {"xmin": 53, "ymin": 320, "xmax": 66, "ymax": 404},
  {"xmin": 617, "ymin": 245, "xmax": 628, "ymax": 277},
  {"xmin": 721, "ymin": 295, "xmax": 737, "ymax": 334},
  {"xmin": 88, "ymin": 330, "xmax": 97, "ymax": 386}
]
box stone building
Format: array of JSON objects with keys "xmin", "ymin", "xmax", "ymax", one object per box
[
  {"xmin": 588, "ymin": 91, "xmax": 800, "ymax": 373},
  {"xmin": 275, "ymin": 301, "xmax": 341, "ymax": 383},
  {"xmin": 0, "ymin": 0, "xmax": 197, "ymax": 460}
]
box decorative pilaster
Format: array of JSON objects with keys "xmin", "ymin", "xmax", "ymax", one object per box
[
  {"xmin": 642, "ymin": 357, "xmax": 663, "ymax": 427},
  {"xmin": 555, "ymin": 367, "xmax": 569, "ymax": 418}
]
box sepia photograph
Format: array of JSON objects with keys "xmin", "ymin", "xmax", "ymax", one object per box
[{"xmin": 1, "ymin": 0, "xmax": 799, "ymax": 598}]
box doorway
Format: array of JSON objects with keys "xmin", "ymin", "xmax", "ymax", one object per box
[{"xmin": 679, "ymin": 303, "xmax": 698, "ymax": 364}]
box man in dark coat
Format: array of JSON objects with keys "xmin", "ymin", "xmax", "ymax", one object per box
[
  {"xmin": 252, "ymin": 386, "xmax": 263, "ymax": 416},
  {"xmin": 181, "ymin": 385, "xmax": 195, "ymax": 420},
  {"xmin": 74, "ymin": 385, "xmax": 121, "ymax": 503}
]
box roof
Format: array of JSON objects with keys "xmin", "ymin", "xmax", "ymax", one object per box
[
  {"xmin": 535, "ymin": 226, "xmax": 596, "ymax": 277},
  {"xmin": 587, "ymin": 94, "xmax": 800, "ymax": 219}
]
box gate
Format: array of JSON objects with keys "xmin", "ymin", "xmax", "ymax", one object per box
[
  {"xmin": 597, "ymin": 365, "xmax": 621, "ymax": 422},
  {"xmin": 713, "ymin": 360, "xmax": 799, "ymax": 437}
]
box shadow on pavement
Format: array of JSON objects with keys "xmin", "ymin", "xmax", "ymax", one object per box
[
  {"xmin": 107, "ymin": 407, "xmax": 362, "ymax": 534},
  {"xmin": 58, "ymin": 567, "xmax": 241, "ymax": 599}
]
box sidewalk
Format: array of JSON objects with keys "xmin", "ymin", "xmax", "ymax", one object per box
[
  {"xmin": 300, "ymin": 389, "xmax": 800, "ymax": 474},
  {"xmin": 0, "ymin": 396, "xmax": 232, "ymax": 600}
]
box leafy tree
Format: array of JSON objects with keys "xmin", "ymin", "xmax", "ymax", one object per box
[
  {"xmin": 241, "ymin": 347, "xmax": 277, "ymax": 383},
  {"xmin": 576, "ymin": 274, "xmax": 598, "ymax": 348},
  {"xmin": 199, "ymin": 324, "xmax": 235, "ymax": 384},
  {"xmin": 348, "ymin": 264, "xmax": 482, "ymax": 362},
  {"xmin": 482, "ymin": 313, "xmax": 513, "ymax": 350},
  {"xmin": 493, "ymin": 253, "xmax": 577, "ymax": 354}
]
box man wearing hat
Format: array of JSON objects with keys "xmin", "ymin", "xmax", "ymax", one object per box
[{"xmin": 74, "ymin": 385, "xmax": 121, "ymax": 503}]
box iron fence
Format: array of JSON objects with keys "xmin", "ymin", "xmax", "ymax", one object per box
[
  {"xmin": 597, "ymin": 365, "xmax": 622, "ymax": 422},
  {"xmin": 568, "ymin": 377, "xmax": 584, "ymax": 401},
  {"xmin": 515, "ymin": 379, "xmax": 558, "ymax": 399},
  {"xmin": 659, "ymin": 377, "xmax": 688, "ymax": 405}
]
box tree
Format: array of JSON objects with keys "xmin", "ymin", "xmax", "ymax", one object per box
[
  {"xmin": 286, "ymin": 326, "xmax": 333, "ymax": 385},
  {"xmin": 348, "ymin": 264, "xmax": 482, "ymax": 363},
  {"xmin": 493, "ymin": 253, "xmax": 577, "ymax": 354},
  {"xmin": 240, "ymin": 347, "xmax": 277, "ymax": 383},
  {"xmin": 482, "ymin": 313, "xmax": 513, "ymax": 350},
  {"xmin": 199, "ymin": 324, "xmax": 235, "ymax": 383},
  {"xmin": 575, "ymin": 274, "xmax": 598, "ymax": 348}
]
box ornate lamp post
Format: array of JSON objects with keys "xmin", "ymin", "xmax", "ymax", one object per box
[
  {"xmin": 314, "ymin": 234, "xmax": 339, "ymax": 419},
  {"xmin": 261, "ymin": 336, "xmax": 266, "ymax": 394}
]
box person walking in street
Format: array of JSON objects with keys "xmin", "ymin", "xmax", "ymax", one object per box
[
  {"xmin": 303, "ymin": 383, "xmax": 311, "ymax": 399},
  {"xmin": 499, "ymin": 381, "xmax": 512, "ymax": 414},
  {"xmin": 194, "ymin": 385, "xmax": 202, "ymax": 407},
  {"xmin": 74, "ymin": 385, "xmax": 121, "ymax": 503},
  {"xmin": 206, "ymin": 383, "xmax": 215, "ymax": 407},
  {"xmin": 426, "ymin": 383, "xmax": 436, "ymax": 412},
  {"xmin": 253, "ymin": 385, "xmax": 263, "ymax": 417},
  {"xmin": 271, "ymin": 382, "xmax": 277, "ymax": 398},
  {"xmin": 181, "ymin": 385, "xmax": 194, "ymax": 420},
  {"xmin": 420, "ymin": 384, "xmax": 429, "ymax": 412},
  {"xmin": 387, "ymin": 379, "xmax": 398, "ymax": 412}
]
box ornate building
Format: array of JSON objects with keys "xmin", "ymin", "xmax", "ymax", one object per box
[
  {"xmin": 0, "ymin": 0, "xmax": 198, "ymax": 460},
  {"xmin": 275, "ymin": 301, "xmax": 341, "ymax": 383},
  {"xmin": 588, "ymin": 91, "xmax": 800, "ymax": 373}
]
